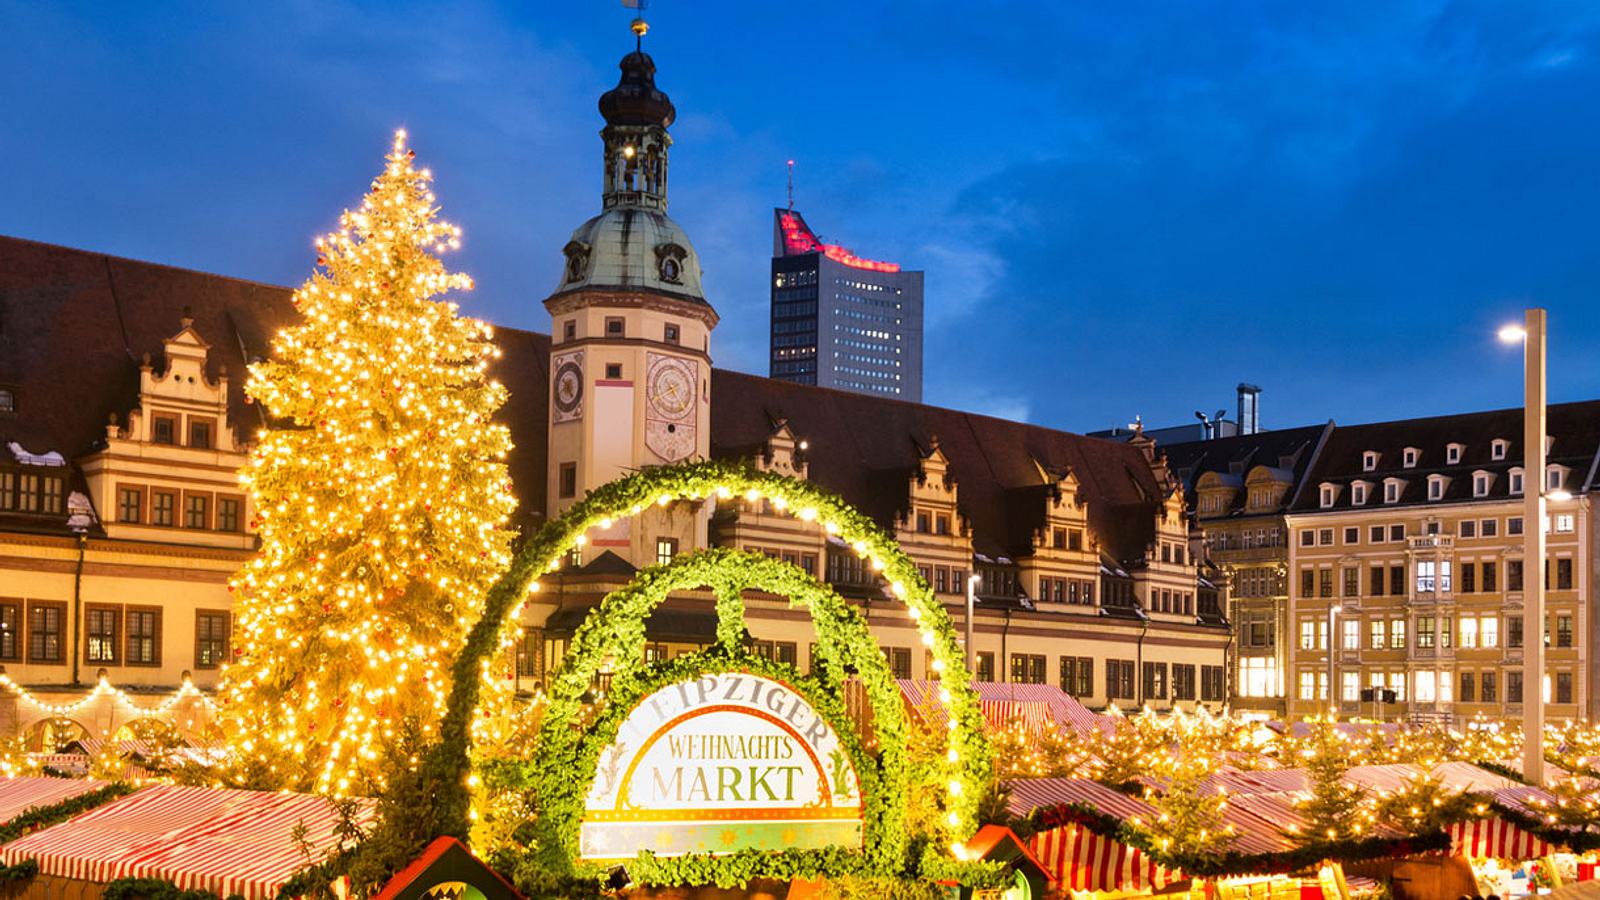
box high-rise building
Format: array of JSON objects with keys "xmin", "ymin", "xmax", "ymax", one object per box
[{"xmin": 769, "ymin": 208, "xmax": 923, "ymax": 401}]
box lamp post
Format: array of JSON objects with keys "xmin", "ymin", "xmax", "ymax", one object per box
[
  {"xmin": 1329, "ymin": 604, "xmax": 1342, "ymax": 714},
  {"xmin": 966, "ymin": 573, "xmax": 981, "ymax": 678},
  {"xmin": 1501, "ymin": 309, "xmax": 1546, "ymax": 785}
]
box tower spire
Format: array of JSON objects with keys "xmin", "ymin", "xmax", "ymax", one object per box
[{"xmin": 787, "ymin": 159, "xmax": 795, "ymax": 211}]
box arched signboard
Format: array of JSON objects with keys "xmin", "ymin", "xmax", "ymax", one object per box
[{"xmin": 580, "ymin": 671, "xmax": 863, "ymax": 859}]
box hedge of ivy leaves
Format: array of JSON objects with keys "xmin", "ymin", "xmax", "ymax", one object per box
[
  {"xmin": 529, "ymin": 549, "xmax": 907, "ymax": 883},
  {"xmin": 423, "ymin": 461, "xmax": 992, "ymax": 863}
]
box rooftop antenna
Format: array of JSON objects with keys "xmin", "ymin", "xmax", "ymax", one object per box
[
  {"xmin": 786, "ymin": 159, "xmax": 795, "ymax": 211},
  {"xmin": 622, "ymin": 0, "xmax": 649, "ymax": 49}
]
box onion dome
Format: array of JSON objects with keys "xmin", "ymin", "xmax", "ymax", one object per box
[{"xmin": 598, "ymin": 51, "xmax": 675, "ymax": 129}]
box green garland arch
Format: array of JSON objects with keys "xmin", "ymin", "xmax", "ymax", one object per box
[
  {"xmin": 430, "ymin": 461, "xmax": 992, "ymax": 852},
  {"xmin": 530, "ymin": 549, "xmax": 908, "ymax": 879}
]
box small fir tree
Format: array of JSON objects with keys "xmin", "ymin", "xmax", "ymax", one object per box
[
  {"xmin": 221, "ymin": 130, "xmax": 516, "ymax": 795},
  {"xmin": 1144, "ymin": 711, "xmax": 1235, "ymax": 863},
  {"xmin": 1292, "ymin": 715, "xmax": 1374, "ymax": 846}
]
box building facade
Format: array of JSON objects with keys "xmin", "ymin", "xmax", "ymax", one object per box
[
  {"xmin": 0, "ymin": 36, "xmax": 1231, "ymax": 749},
  {"xmin": 1283, "ymin": 404, "xmax": 1600, "ymax": 723},
  {"xmin": 1165, "ymin": 424, "xmax": 1332, "ymax": 717},
  {"xmin": 769, "ymin": 208, "xmax": 924, "ymax": 401}
]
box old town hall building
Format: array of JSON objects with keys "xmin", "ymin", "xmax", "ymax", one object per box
[{"xmin": 0, "ymin": 41, "xmax": 1230, "ymax": 746}]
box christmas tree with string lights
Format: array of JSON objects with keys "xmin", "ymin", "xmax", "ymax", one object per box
[
  {"xmin": 1144, "ymin": 710, "xmax": 1235, "ymax": 863},
  {"xmin": 221, "ymin": 130, "xmax": 516, "ymax": 796},
  {"xmin": 1292, "ymin": 715, "xmax": 1374, "ymax": 846}
]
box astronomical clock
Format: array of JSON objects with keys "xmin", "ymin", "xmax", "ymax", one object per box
[
  {"xmin": 644, "ymin": 352, "xmax": 697, "ymax": 462},
  {"xmin": 552, "ymin": 350, "xmax": 584, "ymax": 424}
]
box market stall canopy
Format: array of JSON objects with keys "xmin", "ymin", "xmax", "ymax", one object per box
[
  {"xmin": 0, "ymin": 776, "xmax": 107, "ymax": 824},
  {"xmin": 0, "ymin": 784, "xmax": 375, "ymax": 900},
  {"xmin": 898, "ymin": 680, "xmax": 1112, "ymax": 738},
  {"xmin": 1448, "ymin": 818, "xmax": 1554, "ymax": 860}
]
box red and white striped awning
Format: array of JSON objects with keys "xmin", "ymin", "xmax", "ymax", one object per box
[
  {"xmin": 1029, "ymin": 824, "xmax": 1184, "ymax": 893},
  {"xmin": 0, "ymin": 784, "xmax": 375, "ymax": 899},
  {"xmin": 0, "ymin": 776, "xmax": 107, "ymax": 825},
  {"xmin": 1449, "ymin": 818, "xmax": 1553, "ymax": 860},
  {"xmin": 897, "ymin": 680, "xmax": 1114, "ymax": 739}
]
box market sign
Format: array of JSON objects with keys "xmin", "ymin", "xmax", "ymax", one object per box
[{"xmin": 579, "ymin": 671, "xmax": 863, "ymax": 859}]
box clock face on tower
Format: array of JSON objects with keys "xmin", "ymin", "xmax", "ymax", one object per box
[
  {"xmin": 552, "ymin": 351, "xmax": 584, "ymax": 423},
  {"xmin": 647, "ymin": 359, "xmax": 694, "ymax": 420},
  {"xmin": 645, "ymin": 353, "xmax": 697, "ymax": 462}
]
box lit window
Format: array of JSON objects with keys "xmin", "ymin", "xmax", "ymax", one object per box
[{"xmin": 655, "ymin": 537, "xmax": 679, "ymax": 566}]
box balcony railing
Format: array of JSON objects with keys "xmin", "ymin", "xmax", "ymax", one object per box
[{"xmin": 1408, "ymin": 535, "xmax": 1454, "ymax": 551}]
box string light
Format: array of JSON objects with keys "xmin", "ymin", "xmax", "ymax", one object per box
[{"xmin": 218, "ymin": 129, "xmax": 517, "ymax": 796}]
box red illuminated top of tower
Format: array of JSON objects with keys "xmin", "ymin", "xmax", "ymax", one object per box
[{"xmin": 777, "ymin": 210, "xmax": 900, "ymax": 273}]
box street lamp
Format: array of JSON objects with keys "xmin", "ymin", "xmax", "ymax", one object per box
[
  {"xmin": 966, "ymin": 573, "xmax": 981, "ymax": 677},
  {"xmin": 1500, "ymin": 309, "xmax": 1547, "ymax": 785},
  {"xmin": 1329, "ymin": 604, "xmax": 1342, "ymax": 713}
]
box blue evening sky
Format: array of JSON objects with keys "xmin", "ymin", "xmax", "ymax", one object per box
[{"xmin": 4, "ymin": 1, "xmax": 1599, "ymax": 434}]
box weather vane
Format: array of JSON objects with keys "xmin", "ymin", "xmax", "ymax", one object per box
[{"xmin": 623, "ymin": 0, "xmax": 649, "ymax": 47}]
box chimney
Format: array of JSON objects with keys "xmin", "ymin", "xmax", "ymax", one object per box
[{"xmin": 1237, "ymin": 383, "xmax": 1262, "ymax": 435}]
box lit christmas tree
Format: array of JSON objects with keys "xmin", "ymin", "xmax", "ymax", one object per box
[
  {"xmin": 1144, "ymin": 709, "xmax": 1235, "ymax": 863},
  {"xmin": 221, "ymin": 130, "xmax": 516, "ymax": 795},
  {"xmin": 1292, "ymin": 715, "xmax": 1375, "ymax": 846}
]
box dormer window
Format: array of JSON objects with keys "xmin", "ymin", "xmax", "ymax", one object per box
[
  {"xmin": 1491, "ymin": 439, "xmax": 1508, "ymax": 460},
  {"xmin": 1319, "ymin": 483, "xmax": 1339, "ymax": 509},
  {"xmin": 1383, "ymin": 478, "xmax": 1405, "ymax": 504},
  {"xmin": 1352, "ymin": 481, "xmax": 1370, "ymax": 506},
  {"xmin": 0, "ymin": 389, "xmax": 13, "ymax": 414},
  {"xmin": 1446, "ymin": 443, "xmax": 1464, "ymax": 464},
  {"xmin": 1548, "ymin": 465, "xmax": 1568, "ymax": 492},
  {"xmin": 1402, "ymin": 447, "xmax": 1420, "ymax": 468},
  {"xmin": 1509, "ymin": 467, "xmax": 1525, "ymax": 495},
  {"xmin": 1362, "ymin": 451, "xmax": 1380, "ymax": 472},
  {"xmin": 1472, "ymin": 470, "xmax": 1494, "ymax": 498},
  {"xmin": 1426, "ymin": 474, "xmax": 1449, "ymax": 501}
]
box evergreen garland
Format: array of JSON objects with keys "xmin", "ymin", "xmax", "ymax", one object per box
[
  {"xmin": 409, "ymin": 461, "xmax": 991, "ymax": 877},
  {"xmin": 526, "ymin": 549, "xmax": 915, "ymax": 882}
]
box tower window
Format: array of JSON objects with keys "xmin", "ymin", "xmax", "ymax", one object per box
[
  {"xmin": 559, "ymin": 463, "xmax": 577, "ymax": 499},
  {"xmin": 605, "ymin": 363, "xmax": 623, "ymax": 380},
  {"xmin": 564, "ymin": 320, "xmax": 576, "ymax": 341},
  {"xmin": 664, "ymin": 323, "xmax": 680, "ymax": 345},
  {"xmin": 605, "ymin": 317, "xmax": 625, "ymax": 337}
]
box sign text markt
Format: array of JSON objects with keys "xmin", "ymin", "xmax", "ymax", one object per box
[{"xmin": 580, "ymin": 671, "xmax": 863, "ymax": 858}]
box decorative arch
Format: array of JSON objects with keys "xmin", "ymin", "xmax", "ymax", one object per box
[
  {"xmin": 434, "ymin": 460, "xmax": 991, "ymax": 852},
  {"xmin": 532, "ymin": 548, "xmax": 907, "ymax": 876}
]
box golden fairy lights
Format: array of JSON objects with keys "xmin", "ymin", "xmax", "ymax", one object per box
[{"xmin": 219, "ymin": 129, "xmax": 516, "ymax": 796}]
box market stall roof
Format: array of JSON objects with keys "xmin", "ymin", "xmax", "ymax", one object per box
[
  {"xmin": 0, "ymin": 784, "xmax": 375, "ymax": 900},
  {"xmin": 1448, "ymin": 817, "xmax": 1554, "ymax": 860},
  {"xmin": 898, "ymin": 680, "xmax": 1112, "ymax": 738},
  {"xmin": 0, "ymin": 776, "xmax": 107, "ymax": 824},
  {"xmin": 1030, "ymin": 820, "xmax": 1183, "ymax": 893},
  {"xmin": 1006, "ymin": 777, "xmax": 1297, "ymax": 856}
]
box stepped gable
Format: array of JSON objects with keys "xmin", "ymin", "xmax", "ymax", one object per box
[
  {"xmin": 0, "ymin": 235, "xmax": 553, "ymax": 526},
  {"xmin": 0, "ymin": 235, "xmax": 295, "ymax": 457},
  {"xmin": 710, "ymin": 369, "xmax": 1168, "ymax": 565}
]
